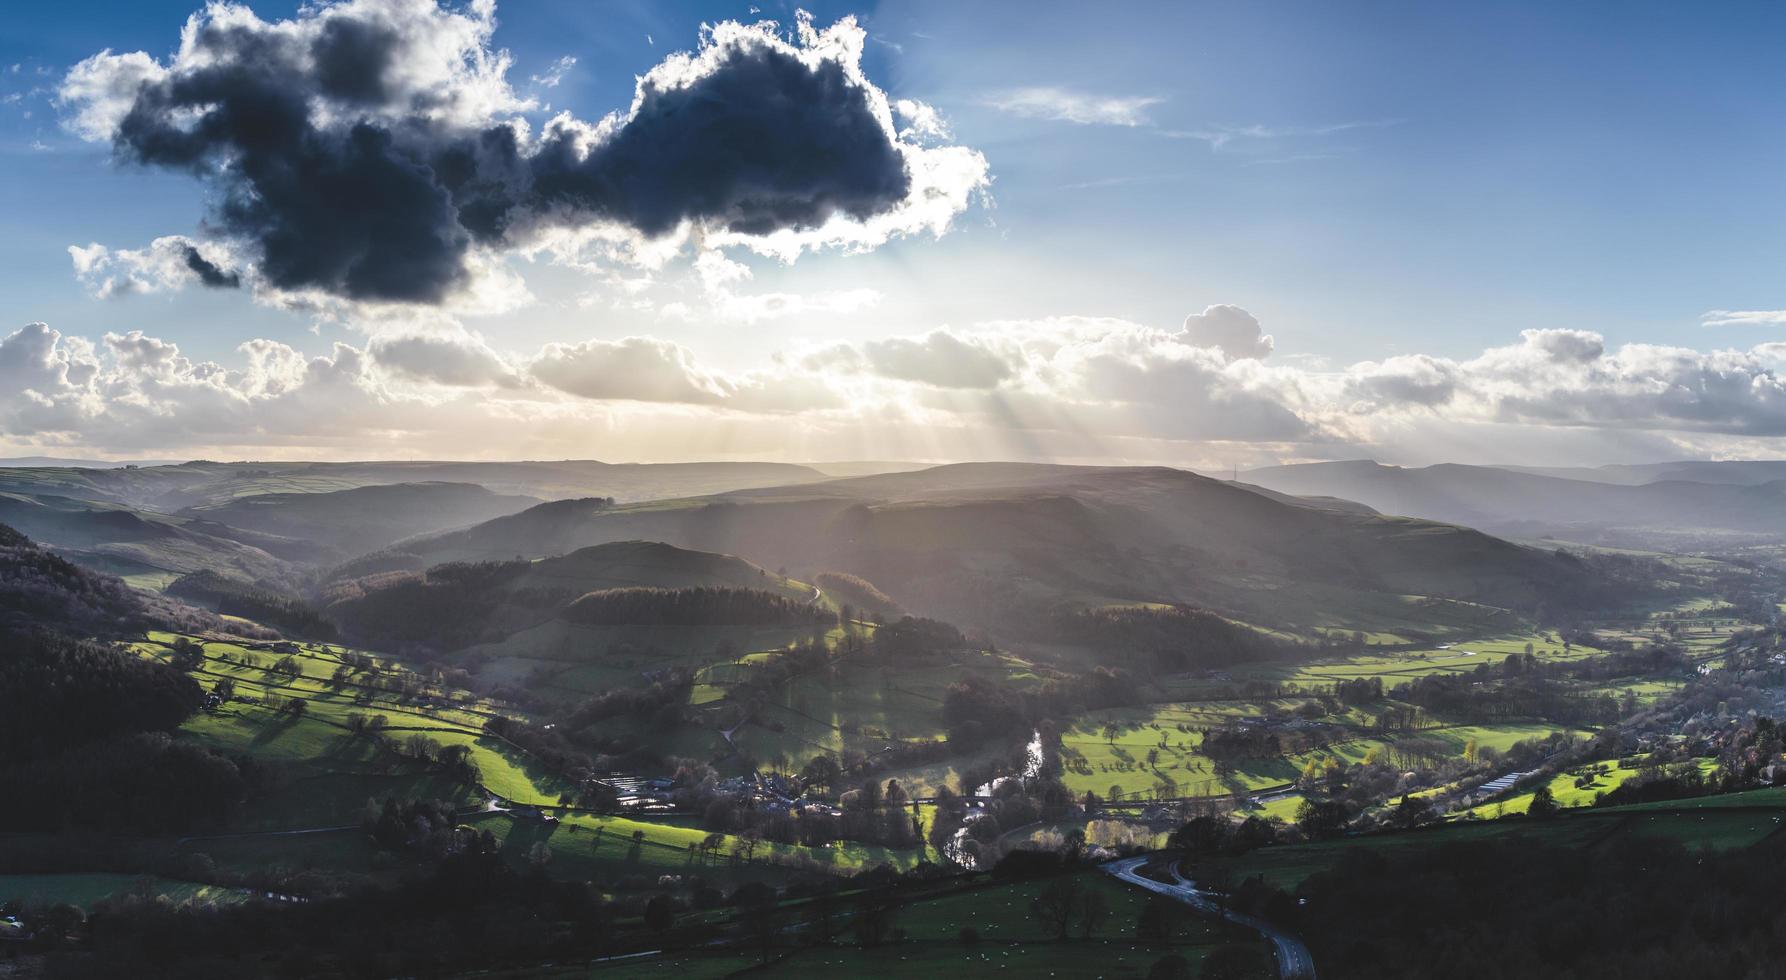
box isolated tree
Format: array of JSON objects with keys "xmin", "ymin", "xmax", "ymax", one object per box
[
  {"xmin": 853, "ymin": 894, "xmax": 897, "ymax": 947},
  {"xmin": 1030, "ymin": 876, "xmax": 1086, "ymax": 939},
  {"xmin": 1136, "ymin": 895, "xmax": 1175, "ymax": 942},
  {"xmin": 171, "ymin": 637, "xmax": 205, "ymax": 670},
  {"xmin": 738, "ymin": 884, "xmax": 780, "ymax": 962},
  {"xmin": 1077, "ymin": 889, "xmax": 1109, "ymax": 939},
  {"xmin": 1526, "ymin": 784, "xmax": 1559, "ymax": 819},
  {"xmin": 804, "ymin": 888, "xmax": 838, "ymax": 944},
  {"xmin": 643, "ymin": 894, "xmax": 676, "ymax": 933},
  {"xmin": 700, "ymin": 832, "xmax": 724, "ymax": 863}
]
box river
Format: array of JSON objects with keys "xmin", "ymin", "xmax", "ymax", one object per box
[{"xmin": 945, "ymin": 730, "xmax": 1044, "ymax": 868}]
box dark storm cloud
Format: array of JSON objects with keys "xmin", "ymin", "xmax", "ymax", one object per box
[
  {"xmin": 180, "ymin": 244, "xmax": 241, "ymax": 289},
  {"xmin": 111, "ymin": 32, "xmax": 487, "ymax": 304},
  {"xmin": 67, "ymin": 2, "xmax": 933, "ymax": 306},
  {"xmin": 524, "ymin": 44, "xmax": 909, "ymax": 239}
]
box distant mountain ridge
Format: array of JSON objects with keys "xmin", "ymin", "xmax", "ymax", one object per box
[
  {"xmin": 0, "ymin": 491, "xmax": 298, "ymax": 587},
  {"xmin": 0, "ymin": 459, "xmax": 827, "ymax": 512},
  {"xmin": 0, "ymin": 460, "xmax": 831, "ymax": 584},
  {"xmin": 0, "ymin": 456, "xmax": 178, "ymax": 469},
  {"xmin": 1496, "ymin": 460, "xmax": 1786, "ymax": 487},
  {"xmin": 1239, "ymin": 459, "xmax": 1786, "ymax": 538}
]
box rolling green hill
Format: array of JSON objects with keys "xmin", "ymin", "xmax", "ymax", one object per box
[
  {"xmin": 0, "ymin": 491, "xmax": 297, "ymax": 587},
  {"xmin": 178, "ymin": 481, "xmax": 541, "ymax": 562},
  {"xmin": 323, "ymin": 540, "xmax": 810, "ymax": 652},
  {"xmin": 396, "ymin": 464, "xmax": 1628, "ymax": 641},
  {"xmin": 0, "ymin": 522, "xmax": 245, "ymax": 637}
]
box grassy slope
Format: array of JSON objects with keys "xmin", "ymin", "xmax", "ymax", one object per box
[
  {"xmin": 1213, "ymin": 782, "xmax": 1786, "ymax": 890},
  {"xmin": 115, "ymin": 632, "xmax": 923, "ymax": 889},
  {"xmin": 584, "ymin": 871, "xmax": 1267, "ymax": 979},
  {"xmin": 0, "ymin": 874, "xmax": 249, "ymax": 910},
  {"xmin": 401, "ymin": 464, "xmax": 1617, "ymax": 643}
]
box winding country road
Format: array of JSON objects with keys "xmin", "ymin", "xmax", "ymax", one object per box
[{"xmin": 1105, "ymin": 855, "xmax": 1316, "ymax": 979}]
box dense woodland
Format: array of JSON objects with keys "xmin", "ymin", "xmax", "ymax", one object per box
[
  {"xmin": 812, "ymin": 570, "xmax": 903, "ymax": 622},
  {"xmin": 561, "ymin": 586, "xmax": 830, "ymax": 627},
  {"xmin": 0, "ymin": 631, "xmax": 258, "ymax": 834},
  {"xmin": 321, "ymin": 560, "xmax": 563, "ymax": 651},
  {"xmin": 0, "ymin": 631, "xmax": 201, "ymax": 756},
  {"xmin": 1049, "ymin": 604, "xmax": 1292, "ymax": 671},
  {"xmin": 167, "ymin": 570, "xmax": 336, "ymax": 639}
]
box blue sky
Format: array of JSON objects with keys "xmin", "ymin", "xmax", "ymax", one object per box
[{"xmin": 2, "ymin": 1, "xmax": 1785, "ymax": 464}]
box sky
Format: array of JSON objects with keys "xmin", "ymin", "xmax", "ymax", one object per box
[{"xmin": 2, "ymin": 0, "xmax": 1786, "ymax": 467}]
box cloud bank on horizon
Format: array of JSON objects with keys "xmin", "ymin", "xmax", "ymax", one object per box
[
  {"xmin": 5, "ymin": 307, "xmax": 1786, "ymax": 466},
  {"xmin": 8, "ymin": 0, "xmax": 1786, "ymax": 467}
]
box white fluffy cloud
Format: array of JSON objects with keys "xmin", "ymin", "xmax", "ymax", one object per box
[
  {"xmin": 5, "ymin": 308, "xmax": 1786, "ymax": 464},
  {"xmin": 370, "ymin": 330, "xmax": 519, "ymax": 388},
  {"xmin": 1179, "ymin": 305, "xmax": 1273, "ymax": 360}
]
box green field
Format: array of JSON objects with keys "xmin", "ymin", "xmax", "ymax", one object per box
[
  {"xmin": 0, "ymin": 873, "xmax": 248, "ymax": 910},
  {"xmin": 132, "ymin": 632, "xmax": 573, "ymax": 807},
  {"xmin": 1232, "ymin": 631, "xmax": 1609, "ymax": 688},
  {"xmin": 107, "ymin": 629, "xmax": 963, "ymax": 892},
  {"xmin": 582, "ymin": 871, "xmax": 1267, "ymax": 979},
  {"xmin": 1056, "ymin": 692, "xmax": 1588, "ymax": 803},
  {"xmin": 1215, "ymin": 783, "xmax": 1786, "ymax": 890},
  {"xmin": 1456, "ymin": 757, "xmax": 1717, "ymax": 819},
  {"xmin": 472, "ymin": 809, "xmax": 929, "ymax": 884}
]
